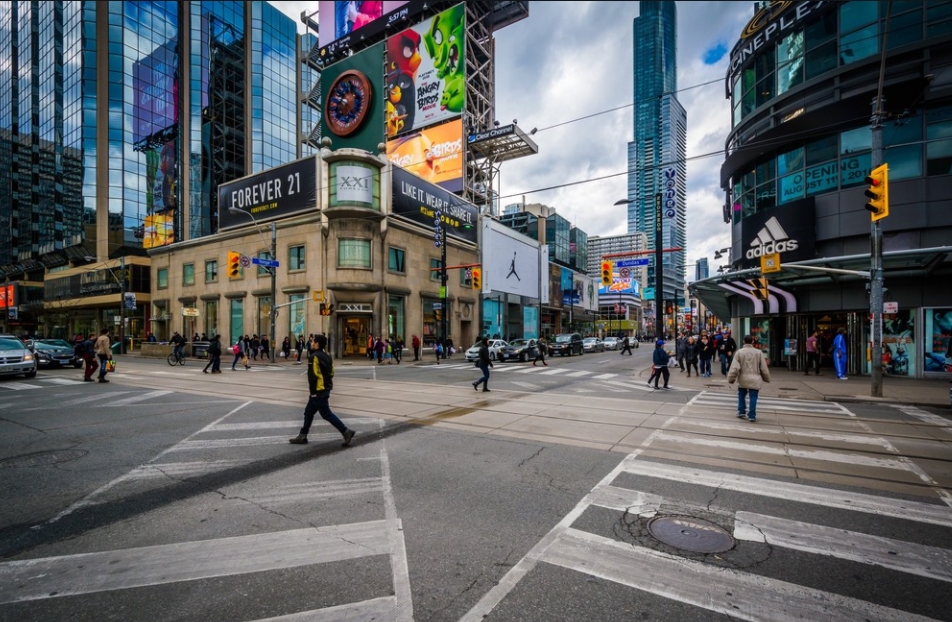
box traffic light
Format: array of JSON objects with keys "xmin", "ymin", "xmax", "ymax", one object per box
[
  {"xmin": 750, "ymin": 277, "xmax": 769, "ymax": 301},
  {"xmin": 665, "ymin": 300, "xmax": 674, "ymax": 315},
  {"xmin": 320, "ymin": 304, "xmax": 334, "ymax": 316},
  {"xmin": 227, "ymin": 252, "xmax": 241, "ymax": 278},
  {"xmin": 471, "ymin": 267, "xmax": 481, "ymax": 290},
  {"xmin": 864, "ymin": 163, "xmax": 889, "ymax": 221},
  {"xmin": 600, "ymin": 261, "xmax": 613, "ymax": 286}
]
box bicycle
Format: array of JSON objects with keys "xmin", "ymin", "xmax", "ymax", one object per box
[{"xmin": 167, "ymin": 349, "xmax": 186, "ymax": 366}]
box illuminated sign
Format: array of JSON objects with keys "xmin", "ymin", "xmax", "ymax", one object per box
[{"xmin": 728, "ymin": 2, "xmax": 829, "ymax": 80}]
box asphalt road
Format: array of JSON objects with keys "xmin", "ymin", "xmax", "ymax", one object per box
[{"xmin": 1, "ymin": 357, "xmax": 950, "ymax": 621}]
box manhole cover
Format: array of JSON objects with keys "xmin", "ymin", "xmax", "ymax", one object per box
[
  {"xmin": 0, "ymin": 449, "xmax": 88, "ymax": 468},
  {"xmin": 647, "ymin": 516, "xmax": 734, "ymax": 553}
]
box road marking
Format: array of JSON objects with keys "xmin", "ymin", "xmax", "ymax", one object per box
[
  {"xmin": 511, "ymin": 381, "xmax": 541, "ymax": 390},
  {"xmin": 734, "ymin": 511, "xmax": 952, "ymax": 583},
  {"xmin": 892, "ymin": 404, "xmax": 952, "ymax": 430},
  {"xmin": 537, "ymin": 368, "xmax": 569, "ymax": 375},
  {"xmin": 250, "ymin": 477, "xmax": 385, "ymax": 505},
  {"xmin": 0, "ymin": 382, "xmax": 42, "ymax": 390},
  {"xmin": 212, "ymin": 419, "xmax": 377, "ymax": 431},
  {"xmin": 0, "ymin": 521, "xmax": 392, "ymax": 604},
  {"xmin": 41, "ymin": 377, "xmax": 85, "ymax": 385},
  {"xmin": 513, "ymin": 366, "xmax": 539, "ymax": 373},
  {"xmin": 127, "ymin": 459, "xmax": 253, "ymax": 480},
  {"xmin": 250, "ymin": 596, "xmax": 396, "ymax": 622},
  {"xmin": 170, "ymin": 434, "xmax": 339, "ymax": 450},
  {"xmin": 588, "ymin": 486, "xmax": 662, "ymax": 515},
  {"xmin": 104, "ymin": 390, "xmax": 173, "ymax": 406},
  {"xmin": 540, "ymin": 528, "xmax": 939, "ymax": 622},
  {"xmin": 592, "ymin": 373, "xmax": 616, "ymax": 380},
  {"xmin": 664, "ymin": 417, "xmax": 890, "ymax": 448},
  {"xmin": 622, "ymin": 458, "xmax": 952, "ymax": 527},
  {"xmin": 564, "ymin": 370, "xmax": 591, "ymax": 377},
  {"xmin": 377, "ymin": 425, "xmax": 414, "ymax": 622}
]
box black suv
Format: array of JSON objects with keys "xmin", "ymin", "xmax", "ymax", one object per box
[{"xmin": 548, "ymin": 333, "xmax": 584, "ymax": 356}]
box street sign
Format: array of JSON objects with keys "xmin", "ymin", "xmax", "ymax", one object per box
[
  {"xmin": 252, "ymin": 257, "xmax": 279, "ymax": 268},
  {"xmin": 433, "ymin": 303, "xmax": 443, "ymax": 310},
  {"xmin": 7, "ymin": 306, "xmax": 16, "ymax": 320},
  {"xmin": 182, "ymin": 307, "xmax": 200, "ymax": 317},
  {"xmin": 615, "ymin": 258, "xmax": 650, "ymax": 268},
  {"xmin": 312, "ymin": 291, "xmax": 325, "ymax": 302},
  {"xmin": 761, "ymin": 253, "xmax": 781, "ymax": 273},
  {"xmin": 239, "ymin": 254, "xmax": 251, "ymax": 268},
  {"xmin": 883, "ymin": 302, "xmax": 898, "ymax": 314},
  {"xmin": 619, "ymin": 267, "xmax": 632, "ymax": 279}
]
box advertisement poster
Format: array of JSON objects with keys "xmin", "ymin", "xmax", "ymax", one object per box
[
  {"xmin": 146, "ymin": 139, "xmax": 178, "ymax": 213},
  {"xmin": 391, "ymin": 167, "xmax": 476, "ymax": 243},
  {"xmin": 319, "ymin": 42, "xmax": 386, "ymax": 152},
  {"xmin": 924, "ymin": 308, "xmax": 952, "ymax": 374},
  {"xmin": 318, "ymin": 1, "xmax": 409, "ymax": 49},
  {"xmin": 523, "ymin": 306, "xmax": 539, "ymax": 340},
  {"xmin": 883, "ymin": 310, "xmax": 916, "ymax": 376},
  {"xmin": 143, "ymin": 211, "xmax": 175, "ymax": 249},
  {"xmin": 386, "ymin": 119, "xmax": 463, "ymax": 191},
  {"xmin": 385, "ymin": 4, "xmax": 465, "ymax": 138},
  {"xmin": 218, "ymin": 156, "xmax": 319, "ymax": 229}
]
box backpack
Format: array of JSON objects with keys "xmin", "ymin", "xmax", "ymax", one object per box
[{"xmin": 233, "ymin": 344, "xmax": 241, "ymax": 354}]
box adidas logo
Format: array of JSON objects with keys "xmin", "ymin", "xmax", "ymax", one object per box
[{"xmin": 746, "ymin": 216, "xmax": 799, "ymax": 259}]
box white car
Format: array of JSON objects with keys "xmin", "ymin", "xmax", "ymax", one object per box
[
  {"xmin": 603, "ymin": 337, "xmax": 620, "ymax": 350},
  {"xmin": 465, "ymin": 339, "xmax": 508, "ymax": 362},
  {"xmin": 582, "ymin": 337, "xmax": 605, "ymax": 353}
]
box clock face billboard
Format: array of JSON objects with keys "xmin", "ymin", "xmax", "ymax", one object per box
[{"xmin": 319, "ymin": 42, "xmax": 386, "ymax": 152}]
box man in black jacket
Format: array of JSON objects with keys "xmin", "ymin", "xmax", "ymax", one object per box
[
  {"xmin": 289, "ymin": 334, "xmax": 356, "ymax": 447},
  {"xmin": 472, "ymin": 337, "xmax": 494, "ymax": 392}
]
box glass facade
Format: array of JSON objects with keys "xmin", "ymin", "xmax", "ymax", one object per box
[
  {"xmin": 250, "ymin": 2, "xmax": 297, "ymax": 172},
  {"xmin": 545, "ymin": 212, "xmax": 571, "ymax": 267}
]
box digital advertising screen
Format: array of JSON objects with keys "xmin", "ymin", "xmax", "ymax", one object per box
[
  {"xmin": 386, "ymin": 119, "xmax": 463, "ymax": 192},
  {"xmin": 143, "ymin": 212, "xmax": 176, "ymax": 249}
]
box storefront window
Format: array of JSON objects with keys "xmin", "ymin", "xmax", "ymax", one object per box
[
  {"xmin": 884, "ymin": 144, "xmax": 922, "ymax": 180},
  {"xmin": 778, "ymin": 172, "xmax": 805, "ymax": 204},
  {"xmin": 388, "ymin": 295, "xmax": 405, "ymax": 341},
  {"xmin": 804, "ymin": 160, "xmax": 839, "ymax": 195},
  {"xmin": 744, "ymin": 317, "xmax": 771, "ymax": 361},
  {"xmin": 289, "ymin": 294, "xmax": 305, "ymax": 339},
  {"xmin": 840, "ymin": 1, "xmax": 877, "ymax": 34},
  {"xmin": 777, "ymin": 147, "xmax": 804, "ymax": 176},
  {"xmin": 422, "ymin": 299, "xmax": 449, "ymax": 347},
  {"xmin": 839, "ymin": 24, "xmax": 878, "ymax": 65},
  {"xmin": 923, "ymin": 308, "xmax": 952, "ymax": 376},
  {"xmin": 257, "ymin": 296, "xmax": 272, "ymax": 339},
  {"xmin": 839, "ymin": 152, "xmax": 871, "ymax": 188},
  {"xmin": 204, "ymin": 300, "xmax": 218, "ymax": 337},
  {"xmin": 229, "ymin": 299, "xmax": 244, "ymax": 346},
  {"xmin": 879, "ymin": 310, "xmax": 917, "ymax": 377}
]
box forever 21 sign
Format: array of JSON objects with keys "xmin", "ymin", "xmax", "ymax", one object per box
[{"xmin": 218, "ymin": 156, "xmax": 318, "ymax": 230}]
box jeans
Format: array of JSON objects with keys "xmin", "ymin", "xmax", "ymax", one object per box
[
  {"xmin": 737, "ymin": 387, "xmax": 759, "ymax": 420},
  {"xmin": 300, "ymin": 394, "xmax": 347, "ymax": 435},
  {"xmin": 720, "ymin": 353, "xmax": 731, "ymax": 375},
  {"xmin": 653, "ymin": 366, "xmax": 670, "ymax": 388},
  {"xmin": 173, "ymin": 345, "xmax": 183, "ymax": 361},
  {"xmin": 232, "ymin": 353, "xmax": 243, "ymax": 369},
  {"xmin": 98, "ymin": 353, "xmax": 109, "ymax": 379},
  {"xmin": 806, "ymin": 352, "xmax": 820, "ymax": 374},
  {"xmin": 476, "ymin": 363, "xmax": 491, "ymax": 388},
  {"xmin": 700, "ymin": 358, "xmax": 712, "ymax": 376}
]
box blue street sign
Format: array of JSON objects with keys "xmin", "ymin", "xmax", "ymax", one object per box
[
  {"xmin": 614, "ymin": 258, "xmax": 650, "ymax": 268},
  {"xmin": 252, "ymin": 257, "xmax": 280, "ymax": 268}
]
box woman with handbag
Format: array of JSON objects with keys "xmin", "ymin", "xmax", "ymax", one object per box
[{"xmin": 94, "ymin": 328, "xmax": 112, "ymax": 383}]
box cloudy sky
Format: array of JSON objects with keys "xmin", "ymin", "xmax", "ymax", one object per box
[{"xmin": 272, "ymin": 1, "xmax": 756, "ymax": 278}]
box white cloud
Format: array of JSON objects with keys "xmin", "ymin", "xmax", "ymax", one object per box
[{"xmin": 272, "ymin": 1, "xmax": 754, "ymax": 272}]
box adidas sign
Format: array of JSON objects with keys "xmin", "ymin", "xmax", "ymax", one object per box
[{"xmin": 746, "ymin": 216, "xmax": 799, "ymax": 259}]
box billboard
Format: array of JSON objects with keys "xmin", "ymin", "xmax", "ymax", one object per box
[
  {"xmin": 481, "ymin": 218, "xmax": 541, "ymax": 298},
  {"xmin": 320, "ymin": 42, "xmax": 386, "ymax": 152},
  {"xmin": 318, "ymin": 1, "xmax": 446, "ymax": 64},
  {"xmin": 739, "ymin": 196, "xmax": 815, "ymax": 269},
  {"xmin": 0, "ymin": 284, "xmax": 13, "ymax": 309},
  {"xmin": 143, "ymin": 212, "xmax": 176, "ymax": 249},
  {"xmin": 385, "ymin": 4, "xmax": 465, "ymax": 138},
  {"xmin": 386, "ymin": 119, "xmax": 463, "ymax": 192},
  {"xmin": 391, "ymin": 167, "xmax": 476, "ymax": 243},
  {"xmin": 218, "ymin": 156, "xmax": 319, "ymax": 230},
  {"xmin": 132, "ymin": 36, "xmax": 179, "ymax": 144}
]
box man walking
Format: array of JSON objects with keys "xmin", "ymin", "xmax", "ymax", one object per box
[
  {"xmin": 412, "ymin": 334, "xmax": 421, "ymax": 361},
  {"xmin": 94, "ymin": 328, "xmax": 112, "ymax": 383},
  {"xmin": 727, "ymin": 335, "xmax": 771, "ymax": 422},
  {"xmin": 289, "ymin": 335, "xmax": 355, "ymax": 447},
  {"xmin": 833, "ymin": 327, "xmax": 848, "ymax": 380},
  {"xmin": 650, "ymin": 340, "xmax": 671, "ymax": 390},
  {"xmin": 472, "ymin": 337, "xmax": 493, "ymax": 392},
  {"xmin": 81, "ymin": 333, "xmax": 98, "ymax": 382},
  {"xmin": 204, "ymin": 335, "xmax": 222, "ymax": 373},
  {"xmin": 532, "ymin": 336, "xmax": 548, "ymax": 366},
  {"xmin": 805, "ymin": 329, "xmax": 821, "ymax": 375},
  {"xmin": 620, "ymin": 336, "xmax": 633, "ymax": 356},
  {"xmin": 718, "ymin": 328, "xmax": 737, "ymax": 376}
]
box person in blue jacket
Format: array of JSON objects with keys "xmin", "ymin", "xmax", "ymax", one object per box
[
  {"xmin": 651, "ymin": 340, "xmax": 672, "ymax": 390},
  {"xmin": 833, "ymin": 327, "xmax": 848, "ymax": 380}
]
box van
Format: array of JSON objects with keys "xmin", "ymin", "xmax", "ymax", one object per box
[{"xmin": 548, "ymin": 333, "xmax": 584, "ymax": 357}]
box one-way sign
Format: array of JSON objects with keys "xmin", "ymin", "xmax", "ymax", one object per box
[{"xmin": 252, "ymin": 257, "xmax": 280, "ymax": 268}]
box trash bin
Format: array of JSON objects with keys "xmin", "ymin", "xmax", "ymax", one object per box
[{"xmin": 192, "ymin": 341, "xmax": 209, "ymax": 359}]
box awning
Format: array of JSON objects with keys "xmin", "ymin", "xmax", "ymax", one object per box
[{"xmin": 689, "ymin": 246, "xmax": 952, "ymax": 321}]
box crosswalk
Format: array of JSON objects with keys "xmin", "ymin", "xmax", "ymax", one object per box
[
  {"xmin": 428, "ymin": 361, "xmax": 690, "ymax": 392},
  {"xmin": 459, "ymin": 393, "xmax": 952, "ymax": 621},
  {"xmin": 8, "ymin": 401, "xmax": 413, "ymax": 621},
  {"xmin": 0, "ymin": 376, "xmax": 86, "ymax": 391}
]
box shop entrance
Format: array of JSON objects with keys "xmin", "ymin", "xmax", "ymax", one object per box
[{"xmin": 341, "ymin": 316, "xmax": 371, "ymax": 358}]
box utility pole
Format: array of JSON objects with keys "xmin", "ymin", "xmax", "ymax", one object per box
[
  {"xmin": 270, "ymin": 221, "xmax": 277, "ymax": 364},
  {"xmin": 119, "ymin": 256, "xmax": 126, "ymax": 354},
  {"xmin": 654, "ymin": 193, "xmax": 663, "ymax": 339},
  {"xmin": 441, "ymin": 220, "xmax": 447, "ymax": 354}
]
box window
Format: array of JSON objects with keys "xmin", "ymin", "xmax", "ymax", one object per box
[
  {"xmin": 289, "ymin": 245, "xmax": 305, "ymax": 271},
  {"xmin": 257, "ymin": 296, "xmax": 272, "ymax": 340},
  {"xmin": 230, "ymin": 299, "xmax": 244, "ymax": 346},
  {"xmin": 289, "ymin": 294, "xmax": 305, "ymax": 338},
  {"xmin": 885, "ymin": 144, "xmax": 922, "ymax": 180},
  {"xmin": 339, "ymin": 239, "xmax": 371, "ymax": 268},
  {"xmin": 206, "ymin": 260, "xmax": 218, "ymax": 283},
  {"xmin": 840, "ymin": 127, "xmax": 871, "ymax": 155},
  {"xmin": 839, "ymin": 24, "xmax": 878, "ymax": 65},
  {"xmin": 388, "ymin": 247, "xmax": 406, "ymax": 273},
  {"xmin": 204, "ymin": 300, "xmax": 218, "ymax": 337},
  {"xmin": 388, "ymin": 295, "xmax": 405, "ymax": 341},
  {"xmin": 183, "ymin": 263, "xmax": 195, "ymax": 286},
  {"xmin": 157, "ymin": 268, "xmax": 168, "ymax": 289},
  {"xmin": 430, "ymin": 258, "xmax": 442, "ymax": 282}
]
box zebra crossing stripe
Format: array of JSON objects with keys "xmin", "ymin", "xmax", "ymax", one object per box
[
  {"xmin": 592, "ymin": 373, "xmax": 616, "ymax": 379},
  {"xmin": 540, "ymin": 528, "xmax": 939, "ymax": 622},
  {"xmin": 126, "ymin": 460, "xmax": 253, "ymax": 480},
  {"xmin": 105, "ymin": 390, "xmax": 173, "ymax": 407},
  {"xmin": 170, "ymin": 434, "xmax": 339, "ymax": 450},
  {"xmin": 537, "ymin": 368, "xmax": 569, "ymax": 375},
  {"xmin": 249, "ymin": 596, "xmax": 397, "ymax": 621},
  {"xmin": 212, "ymin": 419, "xmax": 376, "ymax": 431},
  {"xmin": 564, "ymin": 370, "xmax": 591, "ymax": 377},
  {"xmin": 588, "ymin": 486, "xmax": 662, "ymax": 515},
  {"xmin": 0, "ymin": 521, "xmax": 392, "ymax": 604},
  {"xmin": 249, "ymin": 478, "xmax": 384, "ymax": 506},
  {"xmin": 734, "ymin": 511, "xmax": 952, "ymax": 583},
  {"xmin": 42, "ymin": 377, "xmax": 85, "ymax": 385},
  {"xmin": 0, "ymin": 382, "xmax": 42, "ymax": 391},
  {"xmin": 691, "ymin": 395, "xmax": 846, "ymax": 414},
  {"xmin": 621, "ymin": 458, "xmax": 952, "ymax": 527}
]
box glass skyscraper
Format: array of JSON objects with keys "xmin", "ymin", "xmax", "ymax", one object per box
[
  {"xmin": 627, "ymin": 1, "xmax": 687, "ymax": 306},
  {"xmin": 0, "ymin": 1, "xmax": 298, "ymax": 337}
]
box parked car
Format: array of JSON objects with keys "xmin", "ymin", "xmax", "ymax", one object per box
[
  {"xmin": 498, "ymin": 339, "xmax": 537, "ymax": 362},
  {"xmin": 603, "ymin": 337, "xmax": 619, "ymax": 351},
  {"xmin": 548, "ymin": 333, "xmax": 584, "ymax": 357},
  {"xmin": 582, "ymin": 337, "xmax": 605, "ymax": 353},
  {"xmin": 32, "ymin": 339, "xmax": 83, "ymax": 369},
  {"xmin": 464, "ymin": 339, "xmax": 509, "ymax": 362},
  {"xmin": 0, "ymin": 336, "xmax": 37, "ymax": 379}
]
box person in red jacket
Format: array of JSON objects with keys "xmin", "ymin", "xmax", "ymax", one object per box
[{"xmin": 412, "ymin": 334, "xmax": 421, "ymax": 361}]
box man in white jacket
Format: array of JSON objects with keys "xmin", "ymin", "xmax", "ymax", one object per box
[{"xmin": 727, "ymin": 335, "xmax": 771, "ymax": 422}]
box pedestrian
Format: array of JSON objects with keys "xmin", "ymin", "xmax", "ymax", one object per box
[
  {"xmin": 393, "ymin": 335, "xmax": 404, "ymax": 364},
  {"xmin": 296, "ymin": 335, "xmax": 305, "ymax": 365},
  {"xmin": 472, "ymin": 337, "xmax": 494, "ymax": 392},
  {"xmin": 446, "ymin": 337, "xmax": 454, "ymax": 359},
  {"xmin": 685, "ymin": 336, "xmax": 699, "ymax": 377},
  {"xmin": 367, "ymin": 334, "xmax": 375, "ymax": 360},
  {"xmin": 251, "ymin": 335, "xmax": 260, "ymax": 361},
  {"xmin": 718, "ymin": 328, "xmax": 737, "ymax": 376},
  {"xmin": 260, "ymin": 335, "xmax": 270, "ymax": 361},
  {"xmin": 650, "ymin": 339, "xmax": 671, "ymax": 390},
  {"xmin": 805, "ymin": 329, "xmax": 821, "ymax": 375},
  {"xmin": 620, "ymin": 336, "xmax": 633, "ymax": 356},
  {"xmin": 231, "ymin": 338, "xmax": 250, "ymax": 370},
  {"xmin": 727, "ymin": 335, "xmax": 771, "ymax": 422},
  {"xmin": 833, "ymin": 327, "xmax": 848, "ymax": 379},
  {"xmin": 412, "ymin": 334, "xmax": 421, "ymax": 361},
  {"xmin": 94, "ymin": 328, "xmax": 112, "ymax": 383},
  {"xmin": 201, "ymin": 332, "xmax": 208, "ymax": 342},
  {"xmin": 81, "ymin": 333, "xmax": 98, "ymax": 382},
  {"xmin": 677, "ymin": 335, "xmax": 690, "ymax": 372},
  {"xmin": 533, "ymin": 336, "xmax": 548, "ymax": 366},
  {"xmin": 204, "ymin": 334, "xmax": 222, "ymax": 373},
  {"xmin": 289, "ymin": 334, "xmax": 356, "ymax": 447},
  {"xmin": 697, "ymin": 333, "xmax": 715, "ymax": 377},
  {"xmin": 375, "ymin": 336, "xmax": 386, "ymax": 364},
  {"xmin": 281, "ymin": 336, "xmax": 291, "ymax": 360},
  {"xmin": 435, "ymin": 337, "xmax": 443, "ymax": 365}
]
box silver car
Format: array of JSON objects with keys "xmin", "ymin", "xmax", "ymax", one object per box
[{"xmin": 0, "ymin": 336, "xmax": 37, "ymax": 379}]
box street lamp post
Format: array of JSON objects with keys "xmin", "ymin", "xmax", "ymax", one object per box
[
  {"xmin": 229, "ymin": 207, "xmax": 277, "ymax": 363},
  {"xmin": 653, "ymin": 193, "xmax": 664, "ymax": 340},
  {"xmin": 440, "ymin": 218, "xmax": 447, "ymax": 355}
]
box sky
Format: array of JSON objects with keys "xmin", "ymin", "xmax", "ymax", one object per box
[{"xmin": 271, "ymin": 1, "xmax": 756, "ymax": 279}]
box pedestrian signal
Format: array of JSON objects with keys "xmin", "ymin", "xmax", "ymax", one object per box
[
  {"xmin": 664, "ymin": 300, "xmax": 674, "ymax": 315},
  {"xmin": 750, "ymin": 277, "xmax": 769, "ymax": 301},
  {"xmin": 320, "ymin": 304, "xmax": 334, "ymax": 316},
  {"xmin": 227, "ymin": 252, "xmax": 241, "ymax": 278},
  {"xmin": 600, "ymin": 261, "xmax": 613, "ymax": 286},
  {"xmin": 471, "ymin": 267, "xmax": 481, "ymax": 290},
  {"xmin": 864, "ymin": 163, "xmax": 889, "ymax": 221}
]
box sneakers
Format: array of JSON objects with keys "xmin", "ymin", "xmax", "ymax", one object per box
[
  {"xmin": 99, "ymin": 378, "xmax": 109, "ymax": 383},
  {"xmin": 662, "ymin": 386, "xmax": 671, "ymax": 390},
  {"xmin": 748, "ymin": 417, "xmax": 757, "ymax": 423},
  {"xmin": 289, "ymin": 434, "xmax": 308, "ymax": 444},
  {"xmin": 342, "ymin": 430, "xmax": 355, "ymax": 447},
  {"xmin": 838, "ymin": 376, "xmax": 849, "ymax": 380},
  {"xmin": 736, "ymin": 412, "xmax": 747, "ymax": 419}
]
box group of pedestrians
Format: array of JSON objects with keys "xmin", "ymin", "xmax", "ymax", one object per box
[
  {"xmin": 78, "ymin": 328, "xmax": 114, "ymax": 384},
  {"xmin": 367, "ymin": 335, "xmax": 404, "ymax": 364}
]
